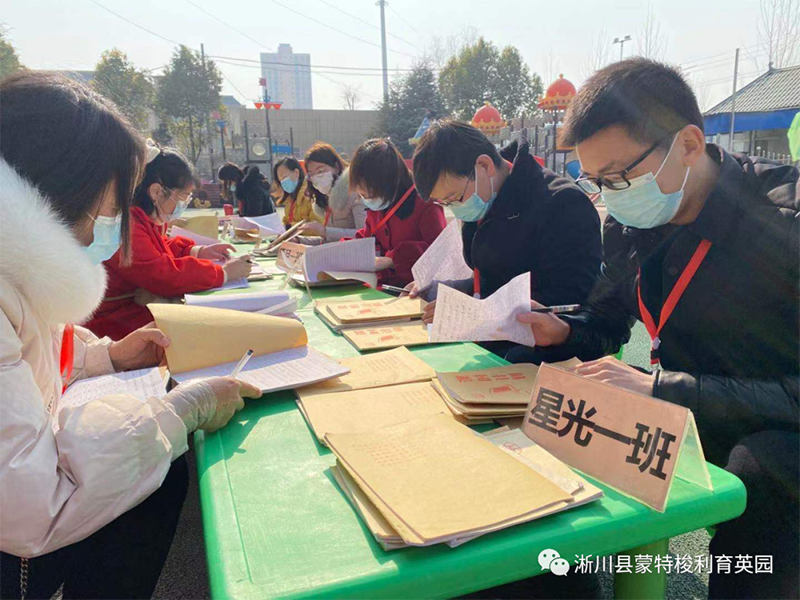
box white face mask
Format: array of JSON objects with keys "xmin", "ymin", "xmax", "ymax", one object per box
[
  {"xmin": 310, "ymin": 171, "xmax": 334, "ymax": 195},
  {"xmin": 361, "ymin": 196, "xmax": 391, "ymax": 211}
]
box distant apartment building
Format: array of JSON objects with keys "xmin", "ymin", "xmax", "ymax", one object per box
[{"xmin": 260, "ymin": 44, "xmax": 313, "ymax": 109}]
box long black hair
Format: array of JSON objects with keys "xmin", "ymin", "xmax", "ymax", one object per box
[
  {"xmin": 272, "ymin": 156, "xmax": 305, "ymax": 201},
  {"xmin": 0, "ymin": 71, "xmax": 145, "ymax": 261},
  {"xmin": 134, "ymin": 146, "xmax": 197, "ymax": 215}
]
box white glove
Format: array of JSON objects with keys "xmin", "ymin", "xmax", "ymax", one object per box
[{"xmin": 162, "ymin": 377, "xmax": 262, "ymax": 433}]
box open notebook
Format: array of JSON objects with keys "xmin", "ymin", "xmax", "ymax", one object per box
[
  {"xmin": 279, "ymin": 238, "xmax": 378, "ymax": 288},
  {"xmin": 148, "ymin": 304, "xmax": 348, "ymax": 393}
]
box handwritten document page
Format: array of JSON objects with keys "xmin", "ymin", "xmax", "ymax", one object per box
[
  {"xmin": 298, "ymin": 381, "xmax": 450, "ymax": 444},
  {"xmin": 244, "ymin": 213, "xmax": 285, "ymax": 236},
  {"xmin": 303, "ymin": 238, "xmax": 376, "ymax": 283},
  {"xmin": 429, "ymin": 272, "xmax": 536, "ymax": 346},
  {"xmin": 296, "ymin": 347, "xmax": 435, "ymax": 399},
  {"xmin": 275, "ymin": 242, "xmax": 307, "ymax": 273},
  {"xmin": 325, "ymin": 413, "xmax": 571, "ymax": 545},
  {"xmin": 171, "ymin": 346, "xmax": 348, "ymax": 393},
  {"xmin": 411, "ymin": 219, "xmax": 472, "ymax": 291},
  {"xmin": 57, "ymin": 367, "xmax": 167, "ymax": 417},
  {"xmin": 343, "ymin": 321, "xmax": 431, "ymax": 351}
]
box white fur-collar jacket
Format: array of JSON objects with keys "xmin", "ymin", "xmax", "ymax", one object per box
[
  {"xmin": 311, "ymin": 168, "xmax": 367, "ymax": 242},
  {"xmin": 0, "ymin": 159, "xmax": 188, "ymax": 557}
]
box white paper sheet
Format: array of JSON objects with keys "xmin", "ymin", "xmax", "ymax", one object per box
[
  {"xmin": 208, "ymin": 277, "xmax": 249, "ymax": 292},
  {"xmin": 303, "ymin": 238, "xmax": 376, "ymax": 283},
  {"xmin": 171, "ymin": 346, "xmax": 349, "ymax": 393},
  {"xmin": 429, "ymin": 272, "xmax": 536, "ymax": 346},
  {"xmin": 411, "ymin": 220, "xmax": 473, "ymax": 291},
  {"xmin": 244, "ymin": 213, "xmax": 285, "ymax": 236},
  {"xmin": 169, "ymin": 226, "xmax": 219, "ymax": 246},
  {"xmin": 57, "ymin": 367, "xmax": 167, "ymax": 417},
  {"xmin": 185, "ymin": 290, "xmax": 295, "ymax": 313}
]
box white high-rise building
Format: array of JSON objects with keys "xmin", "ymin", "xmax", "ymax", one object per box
[{"xmin": 260, "ymin": 44, "xmax": 313, "ymax": 109}]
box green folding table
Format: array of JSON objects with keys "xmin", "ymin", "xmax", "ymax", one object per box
[{"xmin": 193, "ymin": 251, "xmax": 746, "ymax": 600}]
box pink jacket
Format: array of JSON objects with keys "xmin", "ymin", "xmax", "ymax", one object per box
[{"xmin": 0, "ymin": 160, "xmax": 195, "ymax": 557}]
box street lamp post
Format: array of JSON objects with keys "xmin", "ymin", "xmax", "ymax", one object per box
[{"xmin": 613, "ymin": 35, "xmax": 632, "ymax": 60}]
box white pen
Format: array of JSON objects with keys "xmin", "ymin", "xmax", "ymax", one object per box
[{"xmin": 230, "ymin": 349, "xmax": 254, "ymax": 378}]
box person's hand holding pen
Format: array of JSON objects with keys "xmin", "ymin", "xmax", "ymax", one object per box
[
  {"xmin": 516, "ymin": 300, "xmax": 574, "ymax": 346},
  {"xmin": 223, "ymin": 255, "xmax": 253, "ymax": 280}
]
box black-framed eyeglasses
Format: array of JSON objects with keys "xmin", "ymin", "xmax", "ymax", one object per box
[
  {"xmin": 575, "ymin": 133, "xmax": 674, "ymax": 194},
  {"xmin": 431, "ymin": 174, "xmax": 474, "ymax": 207}
]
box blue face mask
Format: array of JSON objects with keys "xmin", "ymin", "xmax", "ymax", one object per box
[
  {"xmin": 171, "ymin": 199, "xmax": 188, "ymax": 220},
  {"xmin": 281, "ymin": 176, "xmax": 299, "ymax": 194},
  {"xmin": 361, "ymin": 196, "xmax": 391, "ymax": 212},
  {"xmin": 450, "ymin": 165, "xmax": 496, "ymax": 222},
  {"xmin": 600, "ymin": 134, "xmax": 691, "ymax": 229},
  {"xmin": 84, "ymin": 214, "xmax": 122, "ymax": 265}
]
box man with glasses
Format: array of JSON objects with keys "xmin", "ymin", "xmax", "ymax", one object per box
[
  {"xmin": 410, "ymin": 119, "xmax": 603, "ymax": 352},
  {"xmin": 517, "ymin": 58, "xmax": 798, "ymax": 599}
]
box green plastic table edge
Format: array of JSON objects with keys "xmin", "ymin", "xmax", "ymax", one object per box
[{"xmin": 193, "ymin": 251, "xmax": 746, "ymax": 600}]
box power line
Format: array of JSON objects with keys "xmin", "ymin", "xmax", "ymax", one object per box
[
  {"xmin": 185, "ymin": 0, "xmax": 275, "ymax": 53},
  {"xmin": 216, "ymin": 58, "xmax": 401, "ymax": 77},
  {"xmin": 679, "ymin": 43, "xmax": 762, "ymax": 69},
  {"xmin": 210, "ymin": 54, "xmax": 431, "ymax": 73},
  {"xmin": 267, "ymin": 0, "xmax": 417, "ymax": 59},
  {"xmin": 90, "ymin": 0, "xmax": 182, "ymax": 46},
  {"xmin": 387, "ymin": 4, "xmax": 420, "ymax": 36},
  {"xmin": 182, "ymin": 0, "xmax": 384, "ymax": 101},
  {"xmin": 317, "ymin": 0, "xmax": 422, "ymax": 52}
]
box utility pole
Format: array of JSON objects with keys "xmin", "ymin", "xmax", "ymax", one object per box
[
  {"xmin": 257, "ymin": 77, "xmax": 275, "ymax": 175},
  {"xmin": 613, "ymin": 35, "xmax": 632, "ymax": 61},
  {"xmin": 728, "ymin": 48, "xmax": 740, "ymax": 152},
  {"xmin": 200, "ymin": 44, "xmax": 216, "ymax": 180},
  {"xmin": 377, "ymin": 0, "xmax": 389, "ymax": 102}
]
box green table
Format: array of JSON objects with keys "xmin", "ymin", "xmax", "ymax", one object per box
[{"xmin": 195, "ymin": 252, "xmax": 746, "ymax": 600}]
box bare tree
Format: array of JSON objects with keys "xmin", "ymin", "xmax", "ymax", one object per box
[
  {"xmin": 689, "ymin": 75, "xmax": 713, "ymax": 112},
  {"xmin": 581, "ymin": 28, "xmax": 612, "ymax": 80},
  {"xmin": 541, "ymin": 49, "xmax": 559, "ymax": 86},
  {"xmin": 756, "ymin": 0, "xmax": 800, "ymax": 70},
  {"xmin": 424, "ymin": 26, "xmax": 478, "ymax": 70},
  {"xmin": 636, "ymin": 1, "xmax": 667, "ymax": 60},
  {"xmin": 341, "ymin": 84, "xmax": 361, "ymax": 110}
]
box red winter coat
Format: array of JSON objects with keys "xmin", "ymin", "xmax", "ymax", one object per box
[
  {"xmin": 86, "ymin": 206, "xmax": 225, "ymax": 340},
  {"xmin": 354, "ymin": 191, "xmax": 446, "ymax": 287}
]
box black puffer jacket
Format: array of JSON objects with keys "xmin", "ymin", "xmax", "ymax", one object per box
[
  {"xmin": 461, "ymin": 141, "xmax": 602, "ymax": 305},
  {"xmin": 538, "ymin": 145, "xmax": 799, "ymax": 465},
  {"xmin": 236, "ymin": 165, "xmax": 275, "ymax": 217}
]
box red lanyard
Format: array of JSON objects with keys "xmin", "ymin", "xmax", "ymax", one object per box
[
  {"xmin": 472, "ymin": 217, "xmax": 485, "ymax": 298},
  {"xmin": 374, "ymin": 186, "xmax": 415, "ymax": 232},
  {"xmin": 288, "ymin": 200, "xmax": 296, "ymax": 223},
  {"xmin": 59, "ymin": 323, "xmax": 75, "ymax": 393},
  {"xmin": 637, "ymin": 239, "xmax": 712, "ymax": 365},
  {"xmin": 324, "ymin": 207, "xmax": 332, "ymax": 226}
]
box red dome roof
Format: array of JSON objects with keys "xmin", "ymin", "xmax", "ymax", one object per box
[
  {"xmin": 471, "ymin": 101, "xmax": 505, "ymax": 135},
  {"xmin": 538, "ymin": 74, "xmax": 577, "ymax": 111}
]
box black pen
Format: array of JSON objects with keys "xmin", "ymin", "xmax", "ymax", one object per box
[
  {"xmin": 530, "ymin": 304, "xmax": 582, "ymax": 314},
  {"xmin": 380, "ymin": 284, "xmax": 407, "ymax": 294}
]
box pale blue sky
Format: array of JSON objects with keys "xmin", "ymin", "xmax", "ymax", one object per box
[{"xmin": 3, "ymin": 0, "xmax": 768, "ymax": 111}]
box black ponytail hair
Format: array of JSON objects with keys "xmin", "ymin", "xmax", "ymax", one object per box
[{"xmin": 134, "ymin": 146, "xmax": 197, "ymax": 215}]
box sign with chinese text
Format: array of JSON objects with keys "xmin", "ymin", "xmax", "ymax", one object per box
[
  {"xmin": 275, "ymin": 242, "xmax": 306, "ymax": 273},
  {"xmin": 522, "ymin": 364, "xmax": 711, "ymax": 511}
]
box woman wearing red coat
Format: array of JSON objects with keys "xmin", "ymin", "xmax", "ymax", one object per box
[
  {"xmin": 349, "ymin": 138, "xmax": 447, "ymax": 288},
  {"xmin": 86, "ymin": 144, "xmax": 252, "ymax": 340}
]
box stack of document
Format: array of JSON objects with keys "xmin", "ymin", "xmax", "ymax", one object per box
[
  {"xmin": 243, "ymin": 213, "xmax": 285, "ymax": 237},
  {"xmin": 297, "ymin": 381, "xmax": 450, "ymax": 446},
  {"xmin": 315, "ymin": 297, "xmax": 427, "ymax": 332},
  {"xmin": 342, "ymin": 321, "xmax": 432, "ymax": 352},
  {"xmin": 185, "ymin": 289, "xmax": 299, "ymax": 318},
  {"xmin": 295, "ymin": 347, "xmax": 435, "ymax": 398},
  {"xmin": 432, "ymin": 359, "xmax": 581, "ymax": 421},
  {"xmin": 327, "ymin": 414, "xmax": 602, "ymax": 549},
  {"xmin": 148, "ymin": 304, "xmax": 348, "ymax": 394}
]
